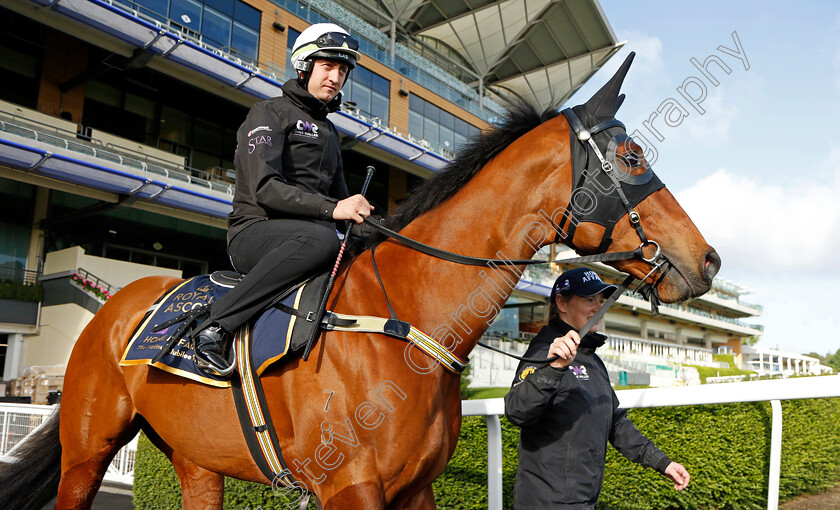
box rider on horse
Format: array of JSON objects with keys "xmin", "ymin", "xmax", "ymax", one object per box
[{"xmin": 195, "ymin": 23, "xmax": 374, "ymax": 375}]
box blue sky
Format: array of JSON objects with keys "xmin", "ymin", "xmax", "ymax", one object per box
[{"xmin": 566, "ymin": 1, "xmax": 840, "ymax": 356}]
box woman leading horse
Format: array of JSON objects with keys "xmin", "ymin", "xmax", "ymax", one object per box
[{"xmin": 0, "ymin": 53, "xmax": 719, "ymax": 509}]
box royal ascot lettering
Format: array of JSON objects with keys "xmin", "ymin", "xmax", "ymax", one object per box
[{"xmin": 162, "ymin": 291, "xmax": 214, "ymax": 313}]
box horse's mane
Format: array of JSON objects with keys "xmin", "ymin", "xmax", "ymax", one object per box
[{"xmin": 353, "ymin": 100, "xmax": 562, "ymax": 252}]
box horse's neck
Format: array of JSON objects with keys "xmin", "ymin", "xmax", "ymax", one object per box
[{"xmin": 380, "ymin": 131, "xmax": 571, "ymax": 361}]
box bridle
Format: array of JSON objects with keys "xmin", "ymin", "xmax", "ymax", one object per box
[
  {"xmin": 560, "ymin": 106, "xmax": 673, "ymax": 313},
  {"xmin": 360, "ymin": 107, "xmax": 674, "ymax": 364}
]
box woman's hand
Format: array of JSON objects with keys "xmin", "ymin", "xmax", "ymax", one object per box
[{"xmin": 548, "ymin": 331, "xmax": 580, "ymax": 368}]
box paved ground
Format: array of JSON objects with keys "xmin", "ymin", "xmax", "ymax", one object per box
[
  {"xmin": 780, "ymin": 484, "xmax": 840, "ymax": 510},
  {"xmin": 41, "ymin": 481, "xmax": 134, "ymax": 509}
]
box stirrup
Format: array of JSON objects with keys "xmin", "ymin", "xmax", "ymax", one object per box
[{"xmin": 195, "ymin": 346, "xmax": 237, "ymax": 377}]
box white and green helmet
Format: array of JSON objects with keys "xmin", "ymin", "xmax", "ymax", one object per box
[{"xmin": 291, "ymin": 23, "xmax": 361, "ymax": 73}]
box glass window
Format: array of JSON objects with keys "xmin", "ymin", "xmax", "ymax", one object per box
[
  {"xmin": 231, "ymin": 22, "xmax": 258, "ymax": 61},
  {"xmin": 85, "ymin": 81, "xmax": 122, "ymax": 108},
  {"xmin": 423, "ymin": 117, "xmax": 438, "ymax": 148},
  {"xmin": 124, "ymin": 93, "xmax": 156, "ymax": 145},
  {"xmin": 440, "ymin": 126, "xmax": 454, "ymax": 152},
  {"xmin": 202, "ymin": 7, "xmax": 231, "ymax": 48},
  {"xmin": 234, "ymin": 0, "xmax": 261, "ymax": 30},
  {"xmin": 354, "ymin": 66, "xmax": 372, "ymax": 89},
  {"xmin": 170, "ymin": 0, "xmax": 202, "ymax": 32},
  {"xmin": 135, "ymin": 0, "xmax": 169, "ymax": 17},
  {"xmin": 371, "ymin": 94, "xmax": 388, "ymax": 122},
  {"xmin": 423, "ymin": 99, "xmax": 439, "ymax": 123},
  {"xmin": 0, "ymin": 177, "xmax": 34, "ymax": 274},
  {"xmin": 440, "ymin": 110, "xmax": 455, "ymax": 130},
  {"xmin": 373, "ymin": 75, "xmax": 390, "ymax": 97},
  {"xmin": 0, "ymin": 45, "xmax": 40, "ymax": 108},
  {"xmin": 193, "ymin": 118, "xmax": 223, "ymax": 155},
  {"xmin": 160, "ymin": 105, "xmax": 192, "ymax": 145},
  {"xmin": 409, "ymin": 110, "xmax": 423, "ymax": 141},
  {"xmin": 286, "ymin": 27, "xmax": 300, "ymax": 81},
  {"xmin": 408, "ymin": 94, "xmax": 478, "ymax": 155},
  {"xmin": 409, "ymin": 95, "xmax": 423, "ymax": 113},
  {"xmin": 205, "ymin": 0, "xmax": 233, "ymax": 17}
]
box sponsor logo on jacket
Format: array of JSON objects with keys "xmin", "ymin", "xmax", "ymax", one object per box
[
  {"xmin": 570, "ymin": 365, "xmax": 589, "ymax": 381},
  {"xmin": 293, "ymin": 119, "xmax": 319, "ymax": 139},
  {"xmin": 519, "ymin": 366, "xmax": 536, "ymax": 380},
  {"xmin": 247, "ymin": 125, "xmax": 270, "ymax": 137},
  {"xmin": 248, "ymin": 135, "xmax": 272, "ymax": 154}
]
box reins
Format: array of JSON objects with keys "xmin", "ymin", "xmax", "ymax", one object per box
[{"xmin": 361, "ymin": 217, "xmax": 651, "ymax": 267}]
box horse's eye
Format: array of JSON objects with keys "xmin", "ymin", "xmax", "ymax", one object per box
[{"xmin": 618, "ymin": 153, "xmax": 640, "ymax": 168}]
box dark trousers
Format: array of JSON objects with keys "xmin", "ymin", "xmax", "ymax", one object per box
[{"xmin": 210, "ymin": 219, "xmax": 340, "ymax": 333}]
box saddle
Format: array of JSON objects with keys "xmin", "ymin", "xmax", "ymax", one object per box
[{"xmin": 119, "ymin": 270, "xmax": 348, "ymax": 386}]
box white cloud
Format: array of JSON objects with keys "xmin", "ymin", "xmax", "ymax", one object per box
[{"xmin": 675, "ymin": 168, "xmax": 840, "ymax": 274}]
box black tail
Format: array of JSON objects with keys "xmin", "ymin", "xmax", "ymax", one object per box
[{"xmin": 0, "ymin": 406, "xmax": 62, "ymax": 510}]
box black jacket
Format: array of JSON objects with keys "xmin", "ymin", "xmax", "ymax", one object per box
[
  {"xmin": 504, "ymin": 317, "xmax": 671, "ymax": 509},
  {"xmin": 227, "ymin": 79, "xmax": 349, "ymax": 244}
]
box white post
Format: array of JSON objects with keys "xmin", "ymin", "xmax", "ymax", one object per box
[
  {"xmin": 1, "ymin": 408, "xmax": 9, "ymax": 455},
  {"xmin": 767, "ymin": 400, "xmax": 782, "ymax": 510},
  {"xmin": 486, "ymin": 414, "xmax": 503, "ymax": 510},
  {"xmin": 4, "ymin": 333, "xmax": 24, "ymax": 380}
]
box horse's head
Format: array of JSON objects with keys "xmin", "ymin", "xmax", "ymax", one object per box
[{"xmin": 556, "ymin": 52, "xmax": 720, "ymax": 303}]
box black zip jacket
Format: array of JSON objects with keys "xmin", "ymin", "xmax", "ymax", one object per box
[
  {"xmin": 227, "ymin": 79, "xmax": 349, "ymax": 244},
  {"xmin": 504, "ymin": 317, "xmax": 671, "ymax": 509}
]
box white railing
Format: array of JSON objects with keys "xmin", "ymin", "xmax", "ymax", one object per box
[
  {"xmin": 462, "ymin": 375, "xmax": 840, "ymax": 510},
  {"xmin": 0, "ymin": 403, "xmax": 138, "ymax": 484}
]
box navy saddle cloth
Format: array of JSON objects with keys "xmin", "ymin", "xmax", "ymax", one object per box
[{"xmin": 120, "ymin": 272, "xmax": 328, "ymax": 387}]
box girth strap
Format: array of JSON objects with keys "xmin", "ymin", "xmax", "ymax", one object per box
[
  {"xmin": 230, "ymin": 327, "xmax": 302, "ymax": 491},
  {"xmin": 324, "ymin": 312, "xmax": 468, "ymax": 374}
]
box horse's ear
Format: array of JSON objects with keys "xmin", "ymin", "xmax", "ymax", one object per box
[
  {"xmin": 615, "ymin": 94, "xmax": 626, "ymax": 113},
  {"xmin": 585, "ymin": 52, "xmax": 635, "ymax": 118}
]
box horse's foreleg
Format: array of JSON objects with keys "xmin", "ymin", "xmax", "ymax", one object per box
[
  {"xmin": 171, "ymin": 451, "xmax": 225, "ymax": 510},
  {"xmin": 388, "ymin": 485, "xmax": 436, "ymax": 510},
  {"xmin": 323, "ymin": 481, "xmax": 386, "ymax": 510},
  {"xmin": 144, "ymin": 428, "xmax": 225, "ymax": 510}
]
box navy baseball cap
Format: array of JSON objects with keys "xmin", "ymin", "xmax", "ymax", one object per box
[{"xmin": 550, "ymin": 268, "xmax": 617, "ymax": 301}]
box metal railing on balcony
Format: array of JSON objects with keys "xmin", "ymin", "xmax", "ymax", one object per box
[
  {"xmin": 0, "ymin": 116, "xmax": 235, "ymax": 195},
  {"xmin": 0, "ymin": 267, "xmax": 40, "ymax": 286},
  {"xmin": 621, "ymin": 289, "xmax": 764, "ymax": 331}
]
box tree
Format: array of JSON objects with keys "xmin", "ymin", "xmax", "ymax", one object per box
[{"xmin": 824, "ymin": 348, "xmax": 840, "ymax": 373}]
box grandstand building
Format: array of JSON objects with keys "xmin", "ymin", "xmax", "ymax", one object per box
[{"xmin": 0, "ymin": 0, "xmax": 771, "ymax": 389}]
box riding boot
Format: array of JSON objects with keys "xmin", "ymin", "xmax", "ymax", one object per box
[{"xmin": 195, "ymin": 324, "xmax": 235, "ymax": 376}]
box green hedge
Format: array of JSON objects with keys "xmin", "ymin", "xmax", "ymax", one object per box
[
  {"xmin": 134, "ymin": 397, "xmax": 840, "ymax": 509},
  {"xmin": 0, "ymin": 282, "xmax": 43, "ymax": 302},
  {"xmin": 686, "ymin": 364, "xmax": 757, "ymax": 384}
]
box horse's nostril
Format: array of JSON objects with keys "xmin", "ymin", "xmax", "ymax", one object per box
[{"xmin": 704, "ymin": 249, "xmax": 721, "ymax": 282}]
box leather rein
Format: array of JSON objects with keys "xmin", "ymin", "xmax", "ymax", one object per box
[{"xmin": 360, "ymin": 108, "xmax": 672, "ymax": 365}]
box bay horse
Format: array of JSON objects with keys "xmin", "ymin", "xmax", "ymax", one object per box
[{"xmin": 0, "ymin": 53, "xmax": 719, "ymax": 509}]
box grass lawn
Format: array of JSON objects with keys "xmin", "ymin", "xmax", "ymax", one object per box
[{"xmin": 465, "ymin": 387, "xmax": 510, "ymax": 399}]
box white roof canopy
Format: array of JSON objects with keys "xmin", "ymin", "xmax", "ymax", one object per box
[{"xmin": 362, "ymin": 0, "xmax": 623, "ymax": 107}]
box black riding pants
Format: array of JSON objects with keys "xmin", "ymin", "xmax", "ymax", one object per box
[{"xmin": 210, "ymin": 219, "xmax": 340, "ymax": 333}]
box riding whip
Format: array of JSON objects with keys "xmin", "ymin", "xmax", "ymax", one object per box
[{"xmin": 302, "ymin": 165, "xmax": 375, "ymax": 361}]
